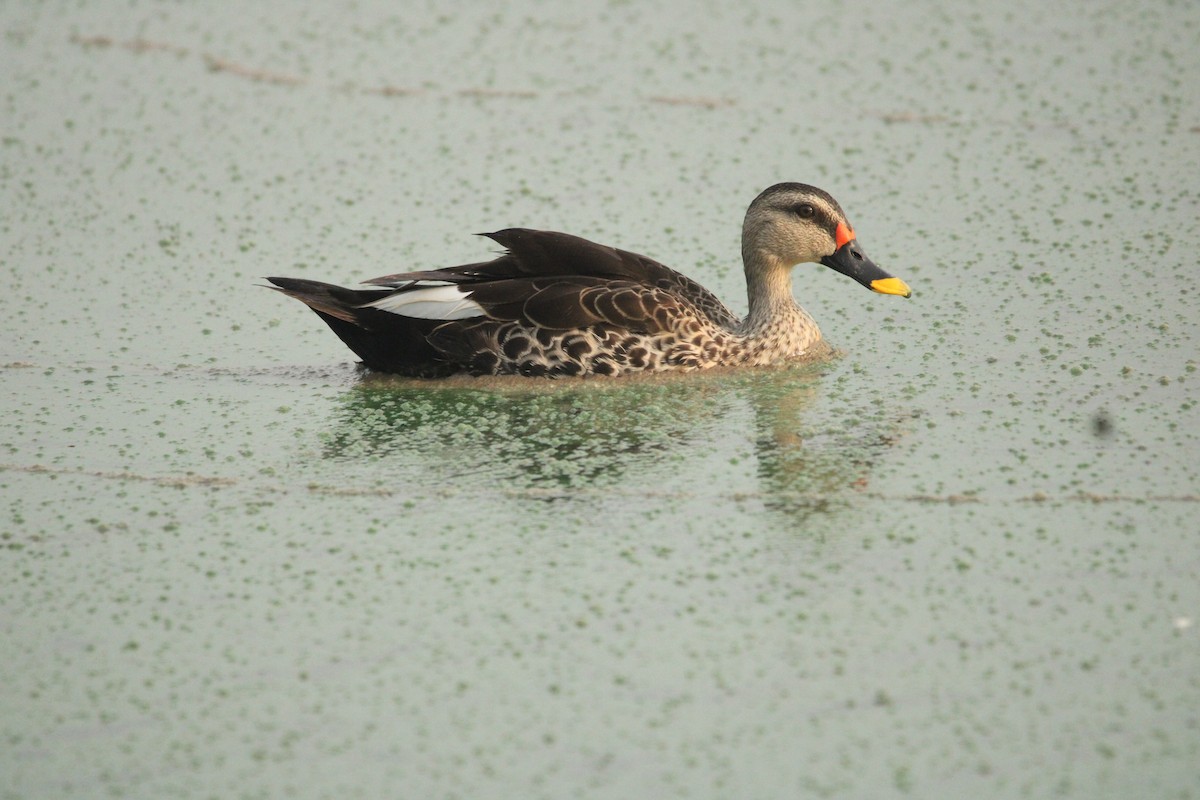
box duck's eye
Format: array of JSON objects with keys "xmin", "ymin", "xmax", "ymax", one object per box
[{"xmin": 793, "ymin": 203, "xmax": 815, "ymax": 218}]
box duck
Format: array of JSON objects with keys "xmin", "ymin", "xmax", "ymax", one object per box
[{"xmin": 267, "ymin": 183, "xmax": 911, "ymax": 377}]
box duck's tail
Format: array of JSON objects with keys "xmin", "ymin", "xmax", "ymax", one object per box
[{"xmin": 265, "ymin": 277, "xmax": 455, "ymax": 375}]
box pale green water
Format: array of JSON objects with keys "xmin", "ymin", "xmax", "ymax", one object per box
[{"xmin": 2, "ymin": 1, "xmax": 1199, "ymax": 798}]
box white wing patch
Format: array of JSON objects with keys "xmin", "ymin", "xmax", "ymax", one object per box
[{"xmin": 365, "ymin": 283, "xmax": 486, "ymax": 320}]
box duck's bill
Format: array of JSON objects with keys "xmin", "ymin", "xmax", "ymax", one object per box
[{"xmin": 821, "ymin": 239, "xmax": 912, "ymax": 298}]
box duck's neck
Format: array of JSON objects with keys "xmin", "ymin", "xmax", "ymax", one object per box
[
  {"xmin": 728, "ymin": 247, "xmax": 822, "ymax": 363},
  {"xmin": 737, "ymin": 249, "xmax": 810, "ymax": 335}
]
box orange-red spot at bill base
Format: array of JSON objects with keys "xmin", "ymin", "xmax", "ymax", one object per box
[{"xmin": 835, "ymin": 221, "xmax": 856, "ymax": 249}]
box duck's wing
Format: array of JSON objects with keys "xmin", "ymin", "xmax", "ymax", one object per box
[
  {"xmin": 362, "ymin": 274, "xmax": 691, "ymax": 334},
  {"xmin": 267, "ymin": 270, "xmax": 699, "ymax": 374},
  {"xmin": 269, "ymin": 229, "xmax": 736, "ymax": 376},
  {"xmin": 364, "ymin": 229, "xmax": 740, "ymax": 328}
]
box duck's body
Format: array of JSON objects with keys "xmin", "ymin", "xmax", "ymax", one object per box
[{"xmin": 268, "ymin": 183, "xmax": 910, "ymax": 377}]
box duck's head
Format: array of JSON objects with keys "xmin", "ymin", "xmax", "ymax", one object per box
[{"xmin": 742, "ymin": 183, "xmax": 911, "ymax": 298}]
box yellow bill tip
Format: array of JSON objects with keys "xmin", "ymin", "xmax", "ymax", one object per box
[{"xmin": 870, "ymin": 277, "xmax": 912, "ymax": 298}]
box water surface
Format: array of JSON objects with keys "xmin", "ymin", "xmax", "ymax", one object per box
[{"xmin": 2, "ymin": 1, "xmax": 1198, "ymax": 798}]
